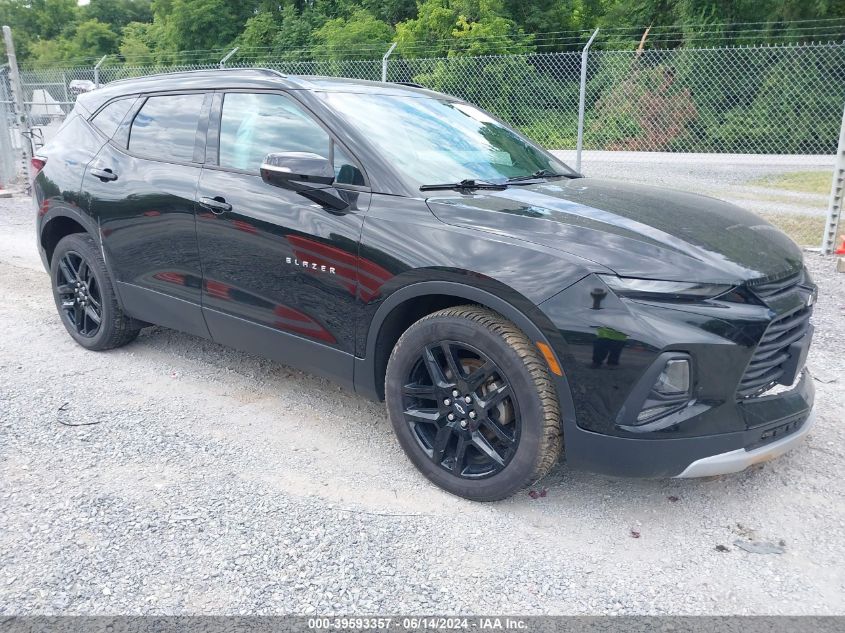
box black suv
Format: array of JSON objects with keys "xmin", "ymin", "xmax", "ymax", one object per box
[{"xmin": 33, "ymin": 69, "xmax": 816, "ymax": 500}]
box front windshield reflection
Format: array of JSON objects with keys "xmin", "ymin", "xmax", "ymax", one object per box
[{"xmin": 324, "ymin": 92, "xmax": 574, "ymax": 187}]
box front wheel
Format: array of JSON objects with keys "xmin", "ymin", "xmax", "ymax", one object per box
[{"xmin": 385, "ymin": 305, "xmax": 562, "ymax": 501}]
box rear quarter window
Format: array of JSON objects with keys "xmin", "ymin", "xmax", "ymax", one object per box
[{"xmin": 91, "ymin": 97, "xmax": 137, "ymax": 139}]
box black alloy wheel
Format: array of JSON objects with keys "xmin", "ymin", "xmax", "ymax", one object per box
[
  {"xmin": 402, "ymin": 340, "xmax": 520, "ymax": 479},
  {"xmin": 56, "ymin": 250, "xmax": 103, "ymax": 337}
]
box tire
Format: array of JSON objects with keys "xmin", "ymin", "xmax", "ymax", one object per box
[
  {"xmin": 50, "ymin": 233, "xmax": 141, "ymax": 350},
  {"xmin": 385, "ymin": 305, "xmax": 562, "ymax": 501}
]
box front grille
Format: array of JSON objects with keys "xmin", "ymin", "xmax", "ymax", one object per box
[
  {"xmin": 747, "ymin": 269, "xmax": 803, "ymax": 302},
  {"xmin": 737, "ymin": 306, "xmax": 812, "ymax": 398}
]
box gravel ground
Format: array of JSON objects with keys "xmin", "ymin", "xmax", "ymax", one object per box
[{"xmin": 0, "ymin": 193, "xmax": 844, "ymax": 616}]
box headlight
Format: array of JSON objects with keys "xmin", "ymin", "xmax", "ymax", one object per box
[{"xmin": 599, "ymin": 275, "xmax": 734, "ymax": 301}]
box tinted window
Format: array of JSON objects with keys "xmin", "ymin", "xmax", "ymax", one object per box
[
  {"xmin": 91, "ymin": 98, "xmax": 135, "ymax": 139},
  {"xmin": 219, "ymin": 93, "xmax": 364, "ymax": 184},
  {"xmin": 219, "ymin": 93, "xmax": 330, "ymax": 172},
  {"xmin": 334, "ymin": 144, "xmax": 364, "ymax": 186},
  {"xmin": 128, "ymin": 94, "xmax": 205, "ymax": 162}
]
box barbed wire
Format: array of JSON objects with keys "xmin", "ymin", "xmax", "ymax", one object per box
[{"xmin": 19, "ymin": 18, "xmax": 845, "ymax": 69}]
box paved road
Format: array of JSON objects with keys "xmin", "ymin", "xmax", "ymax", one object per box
[
  {"xmin": 552, "ymin": 151, "xmax": 833, "ymax": 218},
  {"xmin": 1, "ymin": 195, "xmax": 843, "ymax": 615}
]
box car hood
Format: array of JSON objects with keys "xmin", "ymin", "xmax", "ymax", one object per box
[{"xmin": 425, "ymin": 178, "xmax": 804, "ymax": 283}]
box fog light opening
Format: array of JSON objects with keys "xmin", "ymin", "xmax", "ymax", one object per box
[{"xmin": 634, "ymin": 357, "xmax": 692, "ymax": 425}]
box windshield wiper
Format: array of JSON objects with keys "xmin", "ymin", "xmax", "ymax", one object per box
[
  {"xmin": 419, "ymin": 178, "xmax": 507, "ymax": 192},
  {"xmin": 506, "ymin": 169, "xmax": 572, "ymax": 183}
]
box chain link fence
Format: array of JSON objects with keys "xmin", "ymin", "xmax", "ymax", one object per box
[{"xmin": 1, "ymin": 41, "xmax": 843, "ymax": 247}]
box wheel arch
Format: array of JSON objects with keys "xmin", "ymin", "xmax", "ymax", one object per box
[
  {"xmin": 355, "ymin": 281, "xmax": 574, "ymax": 421},
  {"xmin": 40, "ymin": 209, "xmax": 98, "ymax": 267}
]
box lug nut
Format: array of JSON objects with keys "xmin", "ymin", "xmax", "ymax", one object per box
[
  {"xmin": 443, "ymin": 398, "xmax": 451, "ymax": 406},
  {"xmin": 469, "ymin": 411, "xmax": 476, "ymax": 419},
  {"xmin": 464, "ymin": 395, "xmax": 472, "ymax": 404},
  {"xmin": 459, "ymin": 420, "xmax": 467, "ymax": 429},
  {"xmin": 452, "ymin": 389, "xmax": 459, "ymax": 397},
  {"xmin": 447, "ymin": 413, "xmax": 455, "ymax": 421}
]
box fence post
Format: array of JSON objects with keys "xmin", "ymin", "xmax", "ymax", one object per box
[
  {"xmin": 575, "ymin": 28, "xmax": 599, "ymax": 173},
  {"xmin": 382, "ymin": 42, "xmax": 397, "ymax": 83},
  {"xmin": 93, "ymin": 54, "xmax": 108, "ymax": 88},
  {"xmin": 0, "ymin": 66, "xmax": 15, "ymax": 186},
  {"xmin": 219, "ymin": 47, "xmax": 238, "ymax": 69},
  {"xmin": 822, "ymin": 101, "xmax": 845, "ymax": 254},
  {"xmin": 2, "ymin": 25, "xmax": 32, "ymax": 185}
]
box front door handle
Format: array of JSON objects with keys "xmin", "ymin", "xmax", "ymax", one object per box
[
  {"xmin": 90, "ymin": 167, "xmax": 117, "ymax": 182},
  {"xmin": 199, "ymin": 196, "xmax": 232, "ymax": 215}
]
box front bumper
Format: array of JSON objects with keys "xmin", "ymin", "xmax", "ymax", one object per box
[
  {"xmin": 539, "ymin": 272, "xmax": 816, "ymax": 478},
  {"xmin": 675, "ymin": 410, "xmax": 815, "ymax": 477}
]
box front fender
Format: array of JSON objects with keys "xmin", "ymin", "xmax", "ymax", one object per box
[{"xmin": 353, "ymin": 279, "xmax": 578, "ymax": 441}]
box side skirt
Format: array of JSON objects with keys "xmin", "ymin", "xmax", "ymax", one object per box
[
  {"xmin": 202, "ymin": 307, "xmax": 355, "ymax": 391},
  {"xmin": 117, "ymin": 281, "xmax": 210, "ymax": 339}
]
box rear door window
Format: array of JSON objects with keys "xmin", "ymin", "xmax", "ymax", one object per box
[{"xmin": 128, "ymin": 94, "xmax": 205, "ymax": 162}]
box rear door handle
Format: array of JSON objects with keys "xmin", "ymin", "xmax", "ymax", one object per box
[
  {"xmin": 199, "ymin": 196, "xmax": 232, "ymax": 215},
  {"xmin": 90, "ymin": 167, "xmax": 117, "ymax": 182}
]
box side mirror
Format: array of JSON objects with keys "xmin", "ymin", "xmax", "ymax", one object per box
[{"xmin": 260, "ymin": 152, "xmax": 334, "ymax": 191}]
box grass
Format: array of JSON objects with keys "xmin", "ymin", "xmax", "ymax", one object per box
[
  {"xmin": 758, "ymin": 212, "xmax": 826, "ymax": 247},
  {"xmin": 751, "ymin": 170, "xmax": 832, "ymax": 195}
]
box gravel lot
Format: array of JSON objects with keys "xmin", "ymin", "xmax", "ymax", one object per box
[{"xmin": 1, "ymin": 193, "xmax": 844, "ymax": 616}]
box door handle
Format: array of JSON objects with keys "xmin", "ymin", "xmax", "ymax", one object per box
[
  {"xmin": 90, "ymin": 167, "xmax": 117, "ymax": 182},
  {"xmin": 199, "ymin": 196, "xmax": 232, "ymax": 215}
]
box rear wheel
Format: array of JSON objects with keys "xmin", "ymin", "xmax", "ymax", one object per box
[
  {"xmin": 385, "ymin": 305, "xmax": 561, "ymax": 501},
  {"xmin": 50, "ymin": 233, "xmax": 140, "ymax": 350}
]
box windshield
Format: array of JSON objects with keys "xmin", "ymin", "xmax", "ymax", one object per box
[{"xmin": 322, "ymin": 92, "xmax": 575, "ymax": 188}]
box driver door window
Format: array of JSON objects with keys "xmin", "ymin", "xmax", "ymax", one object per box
[{"xmin": 218, "ymin": 92, "xmax": 364, "ymax": 185}]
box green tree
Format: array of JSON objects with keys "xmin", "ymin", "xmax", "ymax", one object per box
[
  {"xmin": 0, "ymin": 0, "xmax": 78, "ymax": 60},
  {"xmin": 312, "ymin": 8, "xmax": 393, "ymax": 60},
  {"xmin": 74, "ymin": 18, "xmax": 120, "ymax": 56},
  {"xmin": 395, "ymin": 0, "xmax": 530, "ymax": 58},
  {"xmin": 28, "ymin": 18, "xmax": 119, "ymax": 66},
  {"xmin": 360, "ymin": 0, "xmax": 418, "ymax": 25},
  {"xmin": 82, "ymin": 0, "xmax": 153, "ymax": 31},
  {"xmin": 236, "ymin": 11, "xmax": 280, "ymax": 56},
  {"xmin": 155, "ymin": 0, "xmax": 252, "ymax": 53},
  {"xmin": 273, "ymin": 5, "xmax": 327, "ymax": 60},
  {"xmin": 119, "ymin": 21, "xmax": 157, "ymax": 65},
  {"xmin": 395, "ymin": 0, "xmax": 459, "ymax": 57},
  {"xmin": 504, "ymin": 0, "xmax": 603, "ymax": 51}
]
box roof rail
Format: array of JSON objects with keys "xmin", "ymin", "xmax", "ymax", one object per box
[{"xmin": 104, "ymin": 66, "xmax": 286, "ymax": 87}]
